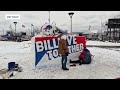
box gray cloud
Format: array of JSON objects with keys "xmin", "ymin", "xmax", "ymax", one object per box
[
  {"xmin": 0, "ymin": 20, "xmax": 11, "ymax": 25},
  {"xmin": 59, "ymin": 24, "xmax": 67, "ymax": 26},
  {"xmin": 23, "ymin": 14, "xmax": 37, "ymax": 19}
]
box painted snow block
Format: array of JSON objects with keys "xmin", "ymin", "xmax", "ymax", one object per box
[{"xmin": 31, "ymin": 35, "xmax": 86, "ymax": 67}]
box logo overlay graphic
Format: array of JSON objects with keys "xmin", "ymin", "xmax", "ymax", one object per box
[{"xmin": 5, "ymin": 15, "xmax": 20, "ymax": 19}]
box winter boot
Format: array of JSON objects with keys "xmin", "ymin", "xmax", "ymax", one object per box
[{"xmin": 63, "ymin": 68, "xmax": 69, "ymax": 70}]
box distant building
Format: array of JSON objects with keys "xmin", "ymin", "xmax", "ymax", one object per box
[
  {"xmin": 105, "ymin": 18, "xmax": 120, "ymax": 42},
  {"xmin": 72, "ymin": 31, "xmax": 98, "ymax": 40},
  {"xmin": 83, "ymin": 30, "xmax": 98, "ymax": 40}
]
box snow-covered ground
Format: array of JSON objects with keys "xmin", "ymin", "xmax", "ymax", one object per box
[
  {"xmin": 86, "ymin": 41, "xmax": 120, "ymax": 46},
  {"xmin": 0, "ymin": 40, "xmax": 120, "ymax": 79}
]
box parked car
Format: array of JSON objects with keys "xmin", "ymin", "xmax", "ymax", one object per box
[
  {"xmin": 20, "ymin": 35, "xmax": 31, "ymax": 41},
  {"xmin": 1, "ymin": 37, "xmax": 8, "ymax": 41}
]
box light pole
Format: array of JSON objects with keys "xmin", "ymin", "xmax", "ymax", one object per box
[
  {"xmin": 32, "ymin": 24, "xmax": 35, "ymax": 36},
  {"xmin": 68, "ymin": 12, "xmax": 74, "ymax": 34},
  {"xmin": 89, "ymin": 25, "xmax": 91, "ymax": 30},
  {"xmin": 13, "ymin": 22, "xmax": 17, "ymax": 35},
  {"xmin": 48, "ymin": 11, "xmax": 50, "ymax": 24},
  {"xmin": 22, "ymin": 25, "xmax": 26, "ymax": 35},
  {"xmin": 31, "ymin": 24, "xmax": 33, "ymax": 36}
]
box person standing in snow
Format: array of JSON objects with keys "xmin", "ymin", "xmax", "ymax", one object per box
[{"xmin": 58, "ymin": 35, "xmax": 69, "ymax": 70}]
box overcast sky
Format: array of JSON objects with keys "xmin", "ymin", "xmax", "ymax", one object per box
[{"xmin": 0, "ymin": 11, "xmax": 120, "ymax": 34}]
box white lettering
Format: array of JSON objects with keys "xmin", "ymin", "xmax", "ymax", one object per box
[
  {"xmin": 71, "ymin": 45, "xmax": 76, "ymax": 53},
  {"xmin": 43, "ymin": 40, "xmax": 48, "ymax": 50},
  {"xmin": 53, "ymin": 49, "xmax": 58, "ymax": 58},
  {"xmin": 68, "ymin": 46, "xmax": 71, "ymax": 54},
  {"xmin": 53, "ymin": 39, "xmax": 58, "ymax": 48},
  {"xmin": 66, "ymin": 36, "xmax": 72, "ymax": 45},
  {"xmin": 47, "ymin": 40, "xmax": 53, "ymax": 50},
  {"xmin": 36, "ymin": 41, "xmax": 44, "ymax": 52},
  {"xmin": 76, "ymin": 44, "xmax": 80, "ymax": 52},
  {"xmin": 73, "ymin": 36, "xmax": 77, "ymax": 44},
  {"xmin": 80, "ymin": 44, "xmax": 84, "ymax": 52},
  {"xmin": 46, "ymin": 50, "xmax": 53, "ymax": 60}
]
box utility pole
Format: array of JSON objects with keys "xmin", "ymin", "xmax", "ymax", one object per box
[
  {"xmin": 89, "ymin": 25, "xmax": 91, "ymax": 30},
  {"xmin": 13, "ymin": 22, "xmax": 17, "ymax": 36},
  {"xmin": 101, "ymin": 18, "xmax": 103, "ymax": 41},
  {"xmin": 48, "ymin": 11, "xmax": 50, "ymax": 24},
  {"xmin": 3, "ymin": 29, "xmax": 4, "ymax": 35},
  {"xmin": 31, "ymin": 24, "xmax": 33, "ymax": 36},
  {"xmin": 68, "ymin": 12, "xmax": 74, "ymax": 34},
  {"xmin": 119, "ymin": 28, "xmax": 120, "ymax": 43}
]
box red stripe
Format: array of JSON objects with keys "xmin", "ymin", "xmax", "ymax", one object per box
[{"xmin": 76, "ymin": 36, "xmax": 86, "ymax": 48}]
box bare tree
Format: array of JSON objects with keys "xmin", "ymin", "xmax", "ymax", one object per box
[{"xmin": 33, "ymin": 26, "xmax": 40, "ymax": 35}]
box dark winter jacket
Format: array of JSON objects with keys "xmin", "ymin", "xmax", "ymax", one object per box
[
  {"xmin": 79, "ymin": 48, "xmax": 92, "ymax": 63},
  {"xmin": 58, "ymin": 39, "xmax": 68, "ymax": 55}
]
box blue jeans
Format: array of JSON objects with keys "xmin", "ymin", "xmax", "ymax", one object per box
[{"xmin": 61, "ymin": 55, "xmax": 67, "ymax": 69}]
